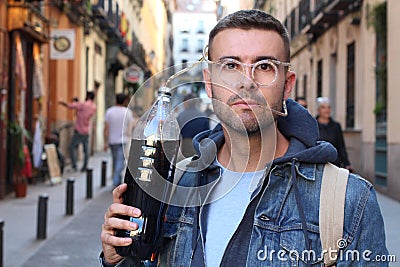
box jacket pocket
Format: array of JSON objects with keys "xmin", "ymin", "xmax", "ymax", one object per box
[
  {"xmin": 160, "ymin": 214, "xmax": 195, "ymax": 266},
  {"xmin": 280, "ymin": 229, "xmax": 324, "ymax": 266}
]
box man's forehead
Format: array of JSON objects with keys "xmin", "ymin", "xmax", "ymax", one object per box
[{"xmin": 210, "ymin": 28, "xmax": 285, "ymax": 60}]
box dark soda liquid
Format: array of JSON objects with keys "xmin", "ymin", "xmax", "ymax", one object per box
[{"xmin": 115, "ymin": 138, "xmax": 179, "ymax": 260}]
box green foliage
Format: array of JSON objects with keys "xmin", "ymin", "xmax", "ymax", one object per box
[
  {"xmin": 368, "ymin": 2, "xmax": 387, "ymax": 116},
  {"xmin": 7, "ymin": 121, "xmax": 31, "ymax": 169},
  {"xmin": 368, "ymin": 3, "xmax": 387, "ymax": 42}
]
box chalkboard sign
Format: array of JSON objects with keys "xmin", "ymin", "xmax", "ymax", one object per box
[{"xmin": 44, "ymin": 144, "xmax": 62, "ymax": 184}]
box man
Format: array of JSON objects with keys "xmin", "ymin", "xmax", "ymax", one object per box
[
  {"xmin": 100, "ymin": 10, "xmax": 388, "ymax": 266},
  {"xmin": 104, "ymin": 93, "xmax": 135, "ymax": 187},
  {"xmin": 316, "ymin": 97, "xmax": 353, "ymax": 171},
  {"xmin": 295, "ymin": 96, "xmax": 307, "ymax": 109},
  {"xmin": 177, "ymin": 93, "xmax": 209, "ymax": 157},
  {"xmin": 59, "ymin": 91, "xmax": 96, "ymax": 172}
]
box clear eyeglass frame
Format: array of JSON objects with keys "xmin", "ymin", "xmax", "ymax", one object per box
[{"xmin": 202, "ymin": 45, "xmax": 292, "ymax": 87}]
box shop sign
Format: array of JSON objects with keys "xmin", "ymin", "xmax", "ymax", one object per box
[
  {"xmin": 124, "ymin": 64, "xmax": 144, "ymax": 84},
  {"xmin": 50, "ymin": 29, "xmax": 76, "ymax": 60}
]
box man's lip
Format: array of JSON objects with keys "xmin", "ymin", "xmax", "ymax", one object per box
[{"xmin": 231, "ymin": 100, "xmax": 261, "ymax": 107}]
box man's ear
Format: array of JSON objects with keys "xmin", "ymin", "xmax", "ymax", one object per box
[
  {"xmin": 203, "ymin": 68, "xmax": 213, "ymax": 98},
  {"xmin": 283, "ymin": 71, "xmax": 296, "ymax": 100}
]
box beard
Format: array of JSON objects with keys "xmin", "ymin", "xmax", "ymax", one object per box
[{"xmin": 210, "ymin": 85, "xmax": 282, "ymax": 136}]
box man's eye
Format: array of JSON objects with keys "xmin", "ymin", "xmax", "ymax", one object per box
[
  {"xmin": 226, "ymin": 63, "xmax": 237, "ymax": 69},
  {"xmin": 257, "ymin": 63, "xmax": 272, "ymax": 71},
  {"xmin": 221, "ymin": 61, "xmax": 239, "ymax": 70}
]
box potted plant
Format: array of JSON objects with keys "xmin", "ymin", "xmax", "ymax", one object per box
[{"xmin": 7, "ymin": 121, "xmax": 31, "ymax": 197}]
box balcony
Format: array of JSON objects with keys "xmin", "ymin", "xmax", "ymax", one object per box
[
  {"xmin": 92, "ymin": 0, "xmax": 121, "ymax": 41},
  {"xmin": 7, "ymin": 1, "xmax": 49, "ymax": 43},
  {"xmin": 70, "ymin": 0, "xmax": 92, "ymax": 17},
  {"xmin": 300, "ymin": 0, "xmax": 363, "ymax": 40},
  {"xmin": 50, "ymin": 0, "xmax": 92, "ymax": 35}
]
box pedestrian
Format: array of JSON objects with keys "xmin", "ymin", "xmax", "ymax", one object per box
[
  {"xmin": 295, "ymin": 96, "xmax": 307, "ymax": 109},
  {"xmin": 316, "ymin": 97, "xmax": 353, "ymax": 171},
  {"xmin": 59, "ymin": 91, "xmax": 96, "ymax": 172},
  {"xmin": 100, "ymin": 10, "xmax": 387, "ymax": 266},
  {"xmin": 177, "ymin": 93, "xmax": 209, "ymax": 157},
  {"xmin": 104, "ymin": 93, "xmax": 134, "ymax": 187}
]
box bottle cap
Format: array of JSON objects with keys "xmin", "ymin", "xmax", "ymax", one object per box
[{"xmin": 158, "ymin": 86, "xmax": 171, "ymax": 96}]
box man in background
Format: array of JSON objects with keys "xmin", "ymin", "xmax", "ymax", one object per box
[
  {"xmin": 59, "ymin": 91, "xmax": 96, "ymax": 172},
  {"xmin": 295, "ymin": 96, "xmax": 307, "ymax": 109},
  {"xmin": 177, "ymin": 93, "xmax": 209, "ymax": 157},
  {"xmin": 104, "ymin": 93, "xmax": 134, "ymax": 187}
]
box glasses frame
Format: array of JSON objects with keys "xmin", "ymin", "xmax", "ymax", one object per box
[{"xmin": 202, "ymin": 45, "xmax": 292, "ymax": 87}]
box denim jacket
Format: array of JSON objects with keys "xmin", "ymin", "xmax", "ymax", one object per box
[{"xmin": 108, "ymin": 100, "xmax": 388, "ymax": 267}]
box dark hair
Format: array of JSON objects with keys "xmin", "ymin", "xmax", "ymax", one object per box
[
  {"xmin": 295, "ymin": 96, "xmax": 306, "ymax": 102},
  {"xmin": 116, "ymin": 93, "xmax": 127, "ymax": 105},
  {"xmin": 86, "ymin": 91, "xmax": 95, "ymax": 100},
  {"xmin": 208, "ymin": 10, "xmax": 290, "ymax": 61}
]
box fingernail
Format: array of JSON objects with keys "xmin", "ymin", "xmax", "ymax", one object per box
[
  {"xmin": 132, "ymin": 208, "xmax": 141, "ymax": 216},
  {"xmin": 130, "ymin": 222, "xmax": 137, "ymax": 229}
]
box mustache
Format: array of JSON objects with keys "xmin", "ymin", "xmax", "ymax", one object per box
[{"xmin": 226, "ymin": 91, "xmax": 267, "ymax": 106}]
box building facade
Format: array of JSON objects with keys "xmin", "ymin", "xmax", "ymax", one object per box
[
  {"xmin": 0, "ymin": 0, "xmax": 172, "ymax": 199},
  {"xmin": 255, "ymin": 0, "xmax": 400, "ymax": 201},
  {"xmin": 172, "ymin": 0, "xmax": 217, "ymax": 94}
]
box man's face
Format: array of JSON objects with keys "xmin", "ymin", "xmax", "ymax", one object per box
[
  {"xmin": 318, "ymin": 103, "xmax": 331, "ymax": 119},
  {"xmin": 204, "ymin": 28, "xmax": 295, "ymax": 135}
]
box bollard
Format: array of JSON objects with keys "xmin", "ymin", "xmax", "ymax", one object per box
[
  {"xmin": 66, "ymin": 178, "xmax": 75, "ymax": 215},
  {"xmin": 0, "ymin": 219, "xmax": 4, "ymax": 267},
  {"xmin": 86, "ymin": 168, "xmax": 93, "ymax": 199},
  {"xmin": 37, "ymin": 194, "xmax": 48, "ymax": 240},
  {"xmin": 101, "ymin": 160, "xmax": 107, "ymax": 187}
]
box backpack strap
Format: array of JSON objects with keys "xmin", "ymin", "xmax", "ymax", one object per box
[{"xmin": 319, "ymin": 163, "xmax": 349, "ymax": 266}]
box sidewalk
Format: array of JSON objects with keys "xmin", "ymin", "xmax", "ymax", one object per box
[
  {"xmin": 376, "ymin": 192, "xmax": 400, "ymax": 266},
  {"xmin": 0, "ymin": 152, "xmax": 114, "ymax": 267}
]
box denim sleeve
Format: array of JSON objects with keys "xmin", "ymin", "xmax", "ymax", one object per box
[
  {"xmin": 98, "ymin": 252, "xmax": 146, "ymax": 267},
  {"xmin": 340, "ymin": 187, "xmax": 389, "ymax": 266}
]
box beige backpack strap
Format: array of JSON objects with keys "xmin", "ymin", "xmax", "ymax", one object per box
[{"xmin": 319, "ymin": 163, "xmax": 349, "ymax": 266}]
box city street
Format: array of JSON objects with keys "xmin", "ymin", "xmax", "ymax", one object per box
[
  {"xmin": 0, "ymin": 152, "xmax": 113, "ymax": 267},
  {"xmin": 0, "ymin": 152, "xmax": 399, "ymax": 266}
]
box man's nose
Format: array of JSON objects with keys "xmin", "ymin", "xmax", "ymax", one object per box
[{"xmin": 239, "ymin": 67, "xmax": 257, "ymax": 90}]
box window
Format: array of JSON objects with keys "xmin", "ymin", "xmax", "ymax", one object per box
[
  {"xmin": 346, "ymin": 42, "xmax": 355, "ymax": 128},
  {"xmin": 197, "ymin": 20, "xmax": 205, "ymax": 33},
  {"xmin": 181, "ymin": 39, "xmax": 188, "ymax": 52},
  {"xmin": 303, "ymin": 74, "xmax": 307, "ymax": 99},
  {"xmin": 317, "ymin": 60, "xmax": 323, "ymax": 97},
  {"xmin": 329, "ymin": 53, "xmax": 337, "ymax": 116},
  {"xmin": 197, "ymin": 39, "xmax": 204, "ymax": 53},
  {"xmin": 182, "ymin": 59, "xmax": 188, "ymax": 69},
  {"xmin": 180, "ymin": 20, "xmax": 190, "ymax": 33},
  {"xmin": 290, "ymin": 8, "xmax": 297, "ymax": 38}
]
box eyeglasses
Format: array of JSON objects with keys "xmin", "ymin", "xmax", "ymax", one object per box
[{"xmin": 203, "ymin": 46, "xmax": 291, "ymax": 87}]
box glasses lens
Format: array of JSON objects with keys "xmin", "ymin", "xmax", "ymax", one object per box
[
  {"xmin": 211, "ymin": 59, "xmax": 279, "ymax": 87},
  {"xmin": 253, "ymin": 61, "xmax": 278, "ymax": 86},
  {"xmin": 218, "ymin": 60, "xmax": 244, "ymax": 86}
]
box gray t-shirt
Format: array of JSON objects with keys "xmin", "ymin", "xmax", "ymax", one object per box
[{"xmin": 205, "ymin": 160, "xmax": 264, "ymax": 266}]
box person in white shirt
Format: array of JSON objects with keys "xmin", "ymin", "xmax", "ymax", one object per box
[{"xmin": 104, "ymin": 93, "xmax": 134, "ymax": 187}]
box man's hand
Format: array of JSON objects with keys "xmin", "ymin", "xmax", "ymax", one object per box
[
  {"xmin": 104, "ymin": 143, "xmax": 109, "ymax": 152},
  {"xmin": 100, "ymin": 184, "xmax": 142, "ymax": 265},
  {"xmin": 58, "ymin": 99, "xmax": 68, "ymax": 107}
]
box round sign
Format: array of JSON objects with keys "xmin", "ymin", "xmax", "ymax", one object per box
[
  {"xmin": 53, "ymin": 36, "xmax": 71, "ymax": 52},
  {"xmin": 124, "ymin": 64, "xmax": 144, "ymax": 84}
]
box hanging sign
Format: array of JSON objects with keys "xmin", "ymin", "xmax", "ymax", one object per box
[
  {"xmin": 123, "ymin": 64, "xmax": 144, "ymax": 84},
  {"xmin": 50, "ymin": 29, "xmax": 76, "ymax": 60}
]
